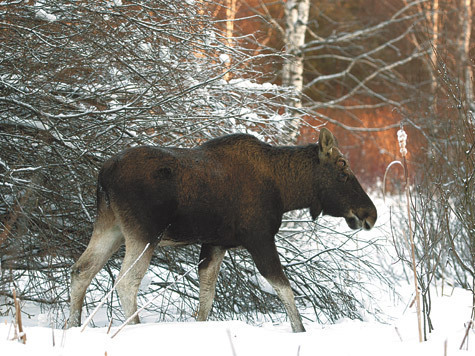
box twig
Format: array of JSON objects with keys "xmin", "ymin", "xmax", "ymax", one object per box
[
  {"xmin": 382, "ymin": 160, "xmax": 404, "ymax": 201},
  {"xmin": 107, "ymin": 319, "xmax": 113, "ymax": 335},
  {"xmin": 51, "ymin": 322, "xmax": 55, "ymax": 347},
  {"xmin": 394, "ymin": 326, "xmax": 403, "ymax": 342},
  {"xmin": 61, "ymin": 321, "xmax": 67, "ymax": 348},
  {"xmin": 227, "ymin": 328, "xmax": 237, "ymax": 356},
  {"xmin": 110, "ymin": 259, "xmax": 203, "ymax": 339},
  {"xmin": 459, "ymin": 320, "xmax": 472, "ymax": 350},
  {"xmin": 81, "ymin": 243, "xmax": 151, "ymax": 332},
  {"xmin": 8, "ymin": 319, "xmax": 15, "ymax": 341},
  {"xmin": 0, "ymin": 187, "xmax": 34, "ymax": 247}
]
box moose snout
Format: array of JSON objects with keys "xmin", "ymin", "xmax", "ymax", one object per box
[{"xmin": 345, "ymin": 208, "xmax": 377, "ymax": 231}]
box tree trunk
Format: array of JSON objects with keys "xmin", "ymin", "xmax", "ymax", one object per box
[
  {"xmin": 430, "ymin": 0, "xmax": 439, "ymax": 111},
  {"xmin": 460, "ymin": 0, "xmax": 473, "ymax": 109},
  {"xmin": 224, "ymin": 0, "xmax": 238, "ymax": 81},
  {"xmin": 282, "ymin": 0, "xmax": 310, "ymax": 139},
  {"xmin": 283, "ymin": 0, "xmax": 309, "ymax": 105}
]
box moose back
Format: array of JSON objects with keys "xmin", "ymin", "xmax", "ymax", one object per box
[{"xmin": 69, "ymin": 128, "xmax": 377, "ymax": 332}]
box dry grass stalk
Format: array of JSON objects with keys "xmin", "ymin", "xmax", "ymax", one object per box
[
  {"xmin": 12, "ymin": 288, "xmax": 26, "ymax": 344},
  {"xmin": 397, "ymin": 127, "xmax": 423, "ymax": 343},
  {"xmin": 384, "ymin": 127, "xmax": 423, "ymax": 342}
]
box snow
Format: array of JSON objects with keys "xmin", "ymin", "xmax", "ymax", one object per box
[
  {"xmin": 1, "ymin": 286, "xmax": 473, "ymax": 355},
  {"xmin": 204, "ymin": 30, "xmax": 217, "ymax": 45},
  {"xmin": 159, "ymin": 46, "xmax": 171, "ymax": 61},
  {"xmin": 219, "ymin": 53, "xmax": 230, "ymax": 64},
  {"xmin": 1, "ymin": 196, "xmax": 474, "ymax": 355},
  {"xmin": 35, "ymin": 9, "xmax": 57, "ymax": 22},
  {"xmin": 228, "ymin": 79, "xmax": 280, "ymax": 91},
  {"xmin": 139, "ymin": 42, "xmax": 152, "ymax": 54}
]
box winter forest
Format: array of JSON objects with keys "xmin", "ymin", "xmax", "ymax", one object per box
[{"xmin": 1, "ymin": 0, "xmax": 474, "ymax": 355}]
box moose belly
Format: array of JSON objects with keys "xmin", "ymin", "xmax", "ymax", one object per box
[{"xmin": 162, "ymin": 209, "xmax": 237, "ymax": 247}]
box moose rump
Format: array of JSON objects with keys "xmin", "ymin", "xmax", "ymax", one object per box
[{"xmin": 69, "ymin": 129, "xmax": 377, "ymax": 333}]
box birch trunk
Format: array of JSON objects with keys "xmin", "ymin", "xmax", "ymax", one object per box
[
  {"xmin": 430, "ymin": 0, "xmax": 439, "ymax": 111},
  {"xmin": 460, "ymin": 0, "xmax": 473, "ymax": 108},
  {"xmin": 283, "ymin": 0, "xmax": 310, "ymax": 139},
  {"xmin": 224, "ymin": 0, "xmax": 237, "ymax": 81},
  {"xmin": 283, "ymin": 0, "xmax": 310, "ymax": 107}
]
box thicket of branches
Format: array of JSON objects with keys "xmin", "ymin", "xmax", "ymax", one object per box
[
  {"xmin": 85, "ymin": 214, "xmax": 386, "ymax": 327},
  {"xmin": 388, "ymin": 49, "xmax": 474, "ymax": 340},
  {"xmin": 0, "ymin": 1, "xmax": 388, "ymax": 327}
]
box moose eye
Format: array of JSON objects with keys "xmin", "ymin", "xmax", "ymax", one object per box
[{"xmin": 338, "ymin": 172, "xmax": 348, "ymax": 182}]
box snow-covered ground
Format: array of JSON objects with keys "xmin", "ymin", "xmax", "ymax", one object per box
[
  {"xmin": 1, "ymin": 286, "xmax": 472, "ymax": 356},
  {"xmin": 1, "ymin": 195, "xmax": 474, "ymax": 355}
]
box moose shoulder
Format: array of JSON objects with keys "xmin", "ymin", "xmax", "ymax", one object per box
[{"xmin": 69, "ymin": 128, "xmax": 377, "ymax": 332}]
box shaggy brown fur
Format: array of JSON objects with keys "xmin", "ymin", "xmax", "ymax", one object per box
[{"xmin": 69, "ymin": 128, "xmax": 376, "ymax": 332}]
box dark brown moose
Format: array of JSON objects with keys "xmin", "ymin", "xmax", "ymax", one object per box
[{"xmin": 69, "ymin": 128, "xmax": 377, "ymax": 332}]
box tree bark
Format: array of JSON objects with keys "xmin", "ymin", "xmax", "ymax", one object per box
[
  {"xmin": 430, "ymin": 0, "xmax": 439, "ymax": 111},
  {"xmin": 282, "ymin": 0, "xmax": 310, "ymax": 140},
  {"xmin": 224, "ymin": 0, "xmax": 238, "ymax": 81},
  {"xmin": 460, "ymin": 0, "xmax": 473, "ymax": 108},
  {"xmin": 282, "ymin": 0, "xmax": 310, "ymax": 108}
]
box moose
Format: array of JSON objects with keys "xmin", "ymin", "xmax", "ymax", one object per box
[{"xmin": 68, "ymin": 128, "xmax": 377, "ymax": 332}]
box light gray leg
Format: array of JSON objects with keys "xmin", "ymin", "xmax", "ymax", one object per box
[
  {"xmin": 69, "ymin": 224, "xmax": 123, "ymax": 327},
  {"xmin": 197, "ymin": 244, "xmax": 226, "ymax": 321},
  {"xmin": 115, "ymin": 236, "xmax": 156, "ymax": 324},
  {"xmin": 247, "ymin": 241, "xmax": 305, "ymax": 333},
  {"xmin": 265, "ymin": 277, "xmax": 305, "ymax": 333}
]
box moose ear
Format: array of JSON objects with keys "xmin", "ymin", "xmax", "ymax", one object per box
[{"xmin": 318, "ymin": 128, "xmax": 336, "ymax": 161}]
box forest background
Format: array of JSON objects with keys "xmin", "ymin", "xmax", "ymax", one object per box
[{"xmin": 0, "ymin": 0, "xmax": 474, "ymax": 338}]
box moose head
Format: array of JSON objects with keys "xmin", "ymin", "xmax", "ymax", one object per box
[{"xmin": 309, "ymin": 128, "xmax": 377, "ymax": 231}]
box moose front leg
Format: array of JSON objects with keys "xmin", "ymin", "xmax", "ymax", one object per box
[
  {"xmin": 266, "ymin": 277, "xmax": 305, "ymax": 333},
  {"xmin": 197, "ymin": 244, "xmax": 226, "ymax": 321},
  {"xmin": 246, "ymin": 240, "xmax": 305, "ymax": 333}
]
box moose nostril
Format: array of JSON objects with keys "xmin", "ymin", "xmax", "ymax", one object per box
[
  {"xmin": 363, "ymin": 220, "xmax": 371, "ymax": 230},
  {"xmin": 363, "ymin": 215, "xmax": 376, "ymax": 230}
]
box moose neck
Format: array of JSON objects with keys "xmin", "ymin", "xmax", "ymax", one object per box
[{"xmin": 270, "ymin": 144, "xmax": 318, "ymax": 213}]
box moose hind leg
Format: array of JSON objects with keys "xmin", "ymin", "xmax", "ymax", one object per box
[
  {"xmin": 115, "ymin": 235, "xmax": 156, "ymax": 324},
  {"xmin": 69, "ymin": 224, "xmax": 123, "ymax": 327},
  {"xmin": 197, "ymin": 244, "xmax": 226, "ymax": 321},
  {"xmin": 247, "ymin": 240, "xmax": 305, "ymax": 333}
]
